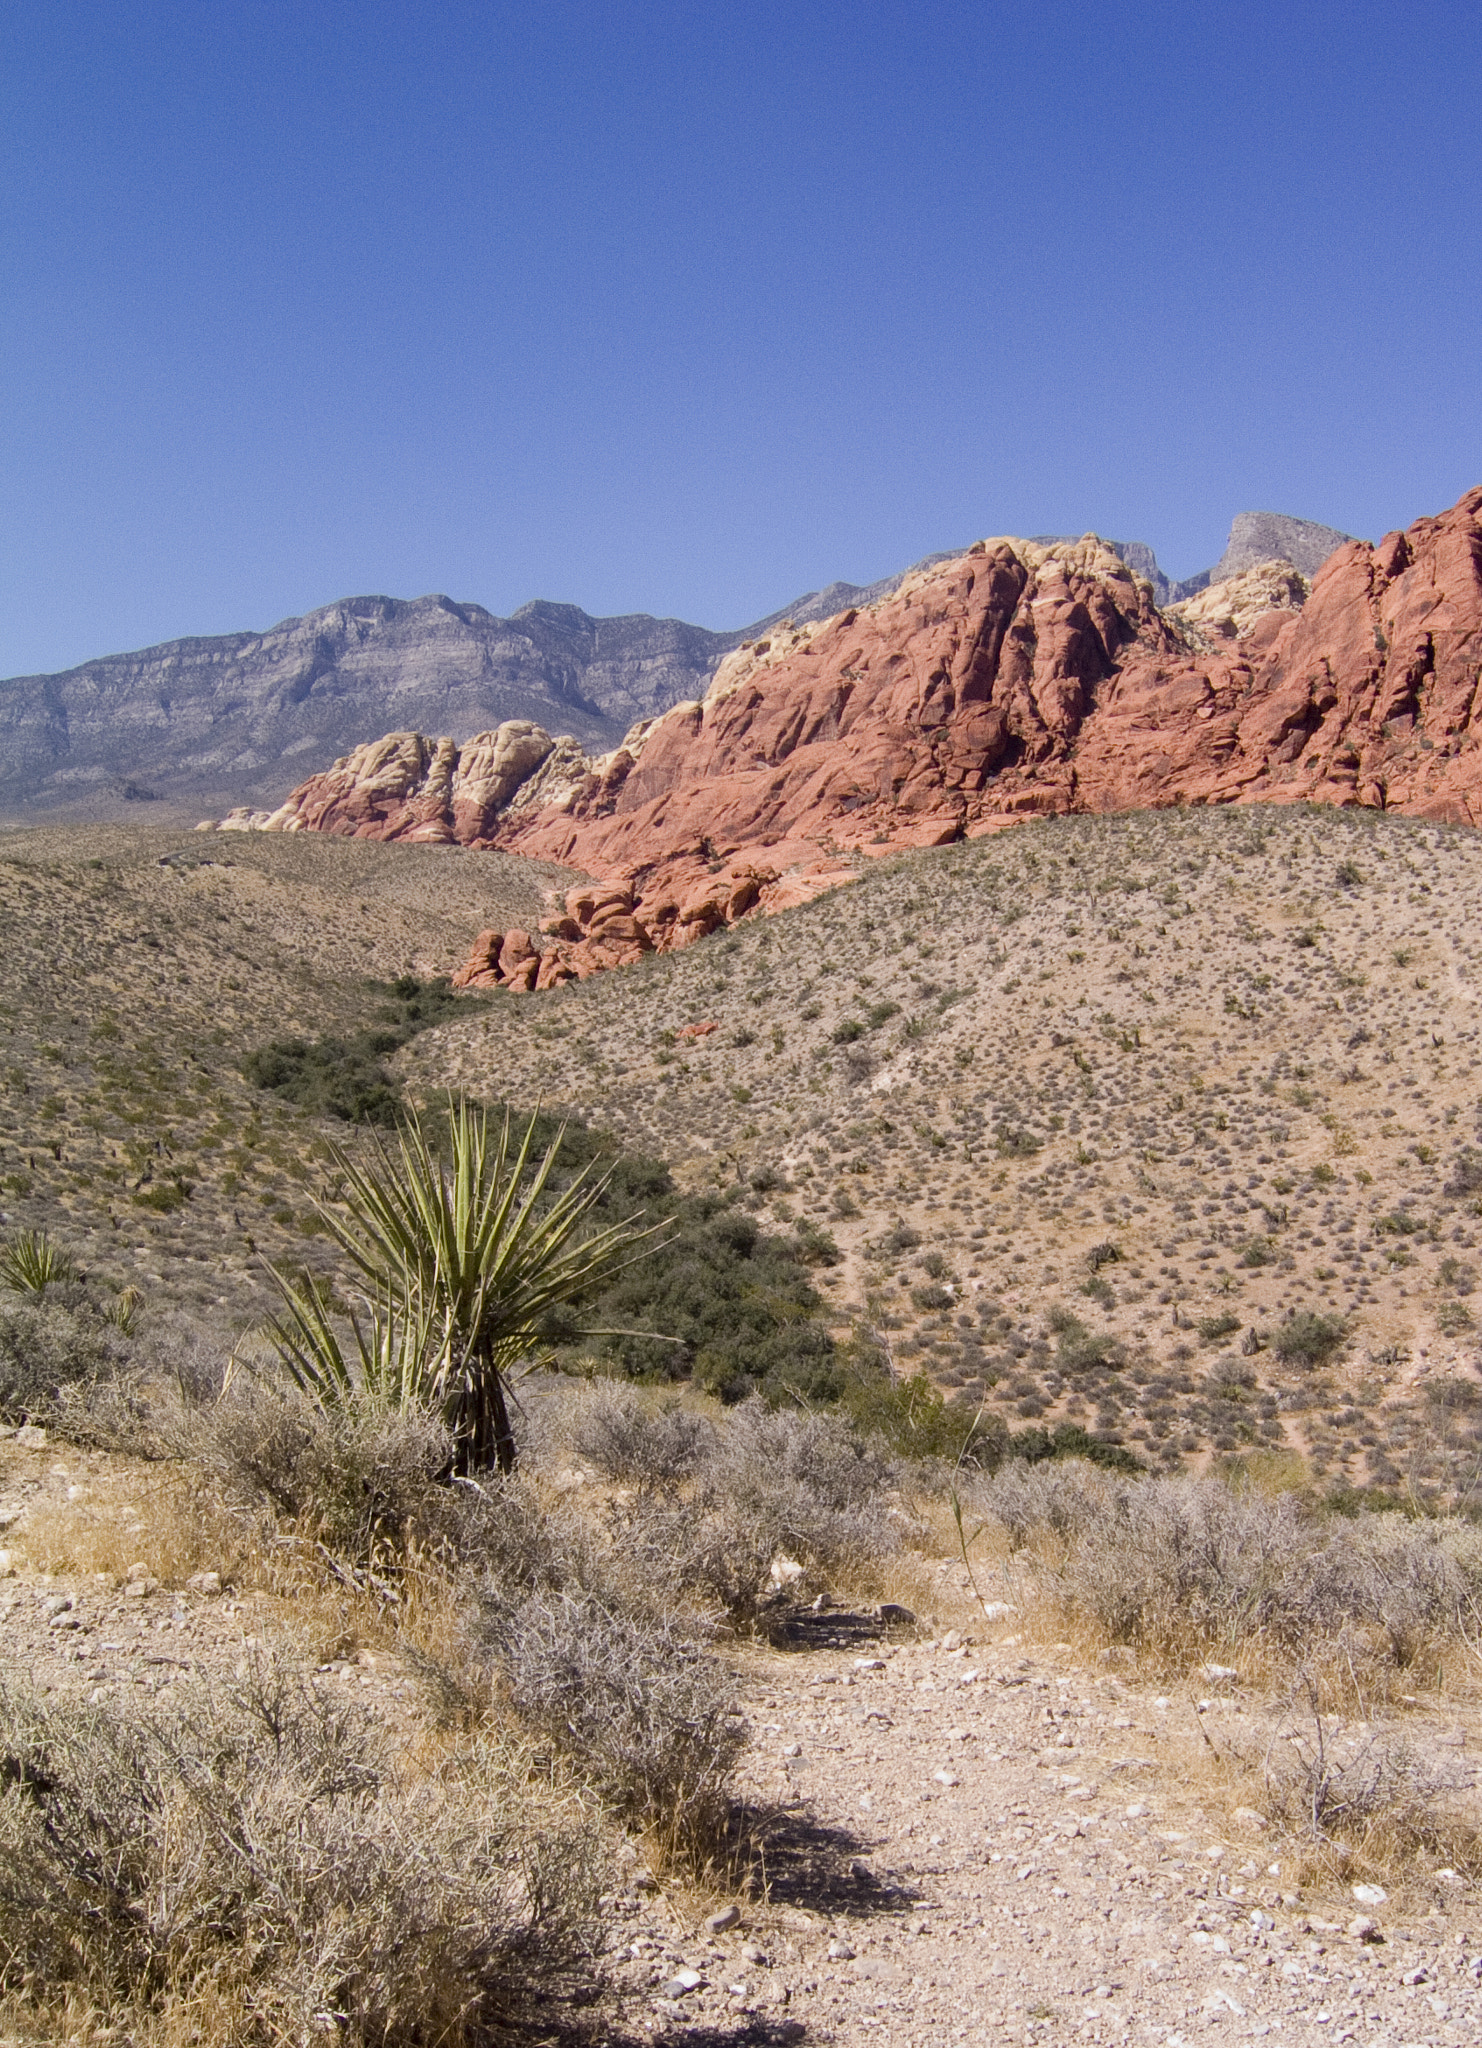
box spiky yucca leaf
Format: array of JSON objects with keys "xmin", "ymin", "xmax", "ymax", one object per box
[
  {"xmin": 0, "ymin": 1230, "xmax": 76, "ymax": 1295},
  {"xmin": 266, "ymin": 1100, "xmax": 664, "ymax": 1471}
]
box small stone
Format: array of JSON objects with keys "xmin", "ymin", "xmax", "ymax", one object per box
[
  {"xmin": 123, "ymin": 1579, "xmax": 149, "ymax": 1599},
  {"xmin": 940, "ymin": 1629, "xmax": 963, "ymax": 1651},
  {"xmin": 933, "ymin": 1768, "xmax": 960, "ymax": 1787},
  {"xmin": 125, "ymin": 1561, "xmax": 149, "ymax": 1582},
  {"xmin": 0, "ymin": 1549, "xmax": 12, "ymax": 1578},
  {"xmin": 740, "ymin": 1943, "xmax": 768, "ymax": 1966},
  {"xmin": 1351, "ymin": 1883, "xmax": 1387, "ymax": 1906},
  {"xmin": 1125, "ymin": 1801, "xmax": 1150, "ymax": 1818},
  {"xmin": 877, "ymin": 1602, "xmax": 916, "ymax": 1627},
  {"xmin": 1348, "ymin": 1916, "xmax": 1378, "ymax": 1940},
  {"xmin": 186, "ymin": 1571, "xmax": 222, "ymax": 1595},
  {"xmin": 664, "ymin": 1968, "xmax": 703, "ymax": 1997},
  {"xmin": 1202, "ymin": 1662, "xmax": 1239, "ymax": 1683},
  {"xmin": 14, "ymin": 1425, "xmax": 46, "ymax": 1449},
  {"xmin": 1234, "ymin": 1806, "xmax": 1268, "ymax": 1831},
  {"xmin": 706, "ymin": 1905, "xmax": 740, "ymax": 1934},
  {"xmin": 827, "ymin": 1939, "xmax": 855, "ymax": 1962},
  {"xmin": 853, "ymin": 1656, "xmax": 885, "ymax": 1671},
  {"xmin": 769, "ymin": 1554, "xmax": 805, "ymax": 1586},
  {"xmin": 981, "ymin": 1600, "xmax": 1017, "ymax": 1621}
]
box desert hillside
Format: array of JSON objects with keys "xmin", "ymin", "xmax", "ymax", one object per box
[{"xmin": 400, "ymin": 802, "xmax": 1482, "ymax": 1507}]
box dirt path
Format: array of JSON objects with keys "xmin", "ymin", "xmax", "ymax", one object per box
[
  {"xmin": 3, "ymin": 1437, "xmax": 1479, "ymax": 2047},
  {"xmin": 609, "ymin": 1625, "xmax": 1482, "ymax": 2048}
]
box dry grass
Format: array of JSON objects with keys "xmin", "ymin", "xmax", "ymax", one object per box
[{"xmin": 0, "ymin": 1658, "xmax": 603, "ymax": 2047}]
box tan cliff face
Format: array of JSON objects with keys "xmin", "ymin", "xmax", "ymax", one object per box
[{"xmin": 243, "ymin": 485, "xmax": 1482, "ymax": 989}]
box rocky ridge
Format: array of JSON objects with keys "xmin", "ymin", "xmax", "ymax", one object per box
[
  {"xmin": 240, "ymin": 487, "xmax": 1482, "ymax": 993},
  {"xmin": 0, "ymin": 514, "xmax": 1349, "ymax": 824}
]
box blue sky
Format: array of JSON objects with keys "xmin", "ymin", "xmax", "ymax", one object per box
[{"xmin": 3, "ymin": 0, "xmax": 1480, "ymax": 677}]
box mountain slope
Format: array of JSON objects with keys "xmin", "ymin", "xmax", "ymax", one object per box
[{"xmin": 0, "ymin": 511, "xmax": 1351, "ymax": 822}]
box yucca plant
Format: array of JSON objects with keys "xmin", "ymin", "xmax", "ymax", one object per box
[
  {"xmin": 0, "ymin": 1229, "xmax": 76, "ymax": 1295},
  {"xmin": 266, "ymin": 1099, "xmax": 663, "ymax": 1472}
]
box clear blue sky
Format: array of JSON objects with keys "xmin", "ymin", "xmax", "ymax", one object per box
[{"xmin": 3, "ymin": 0, "xmax": 1481, "ymax": 678}]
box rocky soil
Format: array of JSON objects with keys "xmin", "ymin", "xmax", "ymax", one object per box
[{"xmin": 4, "ymin": 1427, "xmax": 1479, "ymax": 2048}]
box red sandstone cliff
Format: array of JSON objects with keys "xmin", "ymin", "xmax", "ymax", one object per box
[{"xmin": 253, "ymin": 486, "xmax": 1482, "ymax": 989}]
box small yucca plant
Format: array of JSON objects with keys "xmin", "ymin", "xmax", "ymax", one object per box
[
  {"xmin": 0, "ymin": 1230, "xmax": 76, "ymax": 1295},
  {"xmin": 266, "ymin": 1099, "xmax": 664, "ymax": 1473}
]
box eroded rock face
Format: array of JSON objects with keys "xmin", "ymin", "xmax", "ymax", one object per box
[{"xmin": 267, "ymin": 485, "xmax": 1482, "ymax": 988}]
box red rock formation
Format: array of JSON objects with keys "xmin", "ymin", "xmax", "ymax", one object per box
[{"xmin": 268, "ymin": 486, "xmax": 1482, "ymax": 992}]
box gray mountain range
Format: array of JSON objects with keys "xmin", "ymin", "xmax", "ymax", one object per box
[{"xmin": 0, "ymin": 511, "xmax": 1357, "ymax": 822}]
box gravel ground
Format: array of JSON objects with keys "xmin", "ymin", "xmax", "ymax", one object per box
[
  {"xmin": 3, "ymin": 1434, "xmax": 1480, "ymax": 2048},
  {"xmin": 611, "ymin": 1630, "xmax": 1482, "ymax": 2048}
]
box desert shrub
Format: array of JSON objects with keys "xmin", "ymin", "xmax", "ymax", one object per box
[
  {"xmin": 1048, "ymin": 1308, "xmax": 1126, "ymax": 1372},
  {"xmin": 1198, "ymin": 1312, "xmax": 1243, "ymax": 1344},
  {"xmin": 0, "ymin": 1662, "xmax": 600, "ymax": 2044},
  {"xmin": 842, "ymin": 1364, "xmax": 1004, "ymax": 1464},
  {"xmin": 970, "ymin": 1462, "xmax": 1482, "ymax": 1665},
  {"xmin": 0, "ymin": 1299, "xmax": 130, "ymax": 1426},
  {"xmin": 612, "ymin": 1398, "xmax": 898, "ymax": 1627},
  {"xmin": 573, "ymin": 1195, "xmax": 838, "ymax": 1403},
  {"xmin": 183, "ymin": 1377, "xmax": 466, "ymax": 1577},
  {"xmin": 243, "ymin": 977, "xmax": 469, "ymax": 1125},
  {"xmin": 995, "ymin": 1124, "xmax": 1041, "ymax": 1158},
  {"xmin": 1007, "ymin": 1422, "xmax": 1141, "ymax": 1472},
  {"xmin": 566, "ymin": 1385, "xmax": 715, "ymax": 1489},
  {"xmin": 244, "ymin": 1034, "xmax": 403, "ymax": 1124},
  {"xmin": 492, "ymin": 1588, "xmax": 743, "ymax": 1855},
  {"xmin": 1445, "ymin": 1148, "xmax": 1482, "ymax": 1198},
  {"xmin": 1272, "ymin": 1310, "xmax": 1347, "ymax": 1367},
  {"xmin": 911, "ymin": 1281, "xmax": 954, "ymax": 1311}
]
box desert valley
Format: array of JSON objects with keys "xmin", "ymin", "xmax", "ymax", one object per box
[{"xmin": 4, "ymin": 488, "xmax": 1482, "ymax": 2047}]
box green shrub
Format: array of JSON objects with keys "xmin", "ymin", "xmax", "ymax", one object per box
[
  {"xmin": 842, "ymin": 1367, "xmax": 1003, "ymax": 1464},
  {"xmin": 1048, "ymin": 1308, "xmax": 1125, "ymax": 1372},
  {"xmin": 243, "ymin": 977, "xmax": 471, "ymax": 1125},
  {"xmin": 1272, "ymin": 1310, "xmax": 1347, "ymax": 1367},
  {"xmin": 1198, "ymin": 1312, "xmax": 1242, "ymax": 1344},
  {"xmin": 1008, "ymin": 1422, "xmax": 1141, "ymax": 1473}
]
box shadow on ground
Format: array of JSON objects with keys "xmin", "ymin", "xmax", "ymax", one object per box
[
  {"xmin": 734, "ymin": 1804, "xmax": 919, "ymax": 1918},
  {"xmin": 771, "ymin": 1607, "xmax": 912, "ymax": 1652}
]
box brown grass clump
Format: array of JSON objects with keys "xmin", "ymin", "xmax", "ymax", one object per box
[{"xmin": 13, "ymin": 1462, "xmax": 254, "ymax": 1592}]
